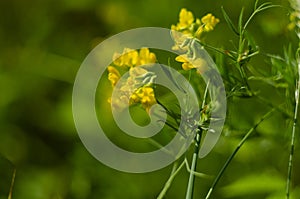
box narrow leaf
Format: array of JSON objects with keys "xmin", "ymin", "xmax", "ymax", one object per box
[
  {"xmin": 221, "ymin": 6, "xmax": 239, "ymax": 36},
  {"xmin": 238, "ymin": 7, "xmax": 245, "ymax": 34}
]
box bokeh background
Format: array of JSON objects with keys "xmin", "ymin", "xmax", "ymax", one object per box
[{"xmin": 1, "ymin": 0, "xmax": 300, "ymax": 198}]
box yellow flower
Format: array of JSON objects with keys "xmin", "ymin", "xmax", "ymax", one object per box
[
  {"xmin": 175, "ymin": 55, "xmax": 195, "ymax": 70},
  {"xmin": 175, "ymin": 54, "xmax": 208, "ymax": 74},
  {"xmin": 138, "ymin": 48, "xmax": 156, "ymax": 65},
  {"xmin": 178, "ymin": 8, "xmax": 194, "ymax": 29},
  {"xmin": 201, "ymin": 13, "xmax": 220, "ymax": 32},
  {"xmin": 171, "ymin": 9, "xmax": 220, "ymax": 49},
  {"xmin": 171, "ymin": 8, "xmax": 196, "ymax": 36},
  {"xmin": 107, "ymin": 66, "xmax": 120, "ymax": 86}
]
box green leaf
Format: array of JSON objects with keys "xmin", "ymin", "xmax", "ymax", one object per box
[
  {"xmin": 221, "ymin": 6, "xmax": 239, "ymax": 36},
  {"xmin": 238, "ymin": 7, "xmax": 245, "ymax": 34}
]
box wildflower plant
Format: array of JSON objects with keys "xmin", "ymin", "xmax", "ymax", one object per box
[
  {"xmin": 73, "ymin": 0, "xmax": 300, "ymax": 198},
  {"xmin": 98, "ymin": 1, "xmax": 300, "ymax": 198}
]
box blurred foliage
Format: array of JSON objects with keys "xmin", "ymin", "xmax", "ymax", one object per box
[{"xmin": 1, "ymin": 0, "xmax": 300, "ymax": 198}]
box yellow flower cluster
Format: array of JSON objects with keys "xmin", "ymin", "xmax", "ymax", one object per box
[
  {"xmin": 171, "ymin": 8, "xmax": 220, "ymax": 39},
  {"xmin": 171, "ymin": 8, "xmax": 219, "ymax": 73},
  {"xmin": 107, "ymin": 48, "xmax": 157, "ymax": 113}
]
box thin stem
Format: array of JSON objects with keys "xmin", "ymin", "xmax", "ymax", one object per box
[
  {"xmin": 197, "ymin": 41, "xmax": 236, "ymax": 61},
  {"xmin": 185, "ymin": 129, "xmax": 203, "ymax": 199},
  {"xmin": 157, "ymin": 160, "xmax": 186, "ymax": 199},
  {"xmin": 286, "ymin": 55, "xmax": 300, "ymax": 199},
  {"xmin": 184, "ymin": 158, "xmax": 211, "ymax": 179},
  {"xmin": 243, "ymin": 3, "xmax": 280, "ymax": 34},
  {"xmin": 185, "ymin": 79, "xmax": 210, "ymax": 199},
  {"xmin": 8, "ymin": 168, "xmax": 16, "ymax": 199},
  {"xmin": 205, "ymin": 108, "xmax": 275, "ymax": 199}
]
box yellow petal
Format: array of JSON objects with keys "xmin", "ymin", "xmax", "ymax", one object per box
[
  {"xmin": 129, "ymin": 50, "xmax": 139, "ymax": 66},
  {"xmin": 149, "ymin": 52, "xmax": 156, "ymax": 63},
  {"xmin": 182, "ymin": 62, "xmax": 194, "ymax": 70},
  {"xmin": 108, "ymin": 73, "xmax": 120, "ymax": 86},
  {"xmin": 107, "ymin": 66, "xmax": 120, "ymax": 76},
  {"xmin": 130, "ymin": 93, "xmax": 140, "ymax": 103},
  {"xmin": 179, "ymin": 8, "xmax": 194, "ymax": 28},
  {"xmin": 139, "ymin": 48, "xmax": 150, "ymax": 58},
  {"xmin": 175, "ymin": 55, "xmax": 188, "ymax": 63}
]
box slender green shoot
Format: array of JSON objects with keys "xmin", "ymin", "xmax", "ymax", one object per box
[
  {"xmin": 205, "ymin": 108, "xmax": 275, "ymax": 199},
  {"xmin": 185, "ymin": 80, "xmax": 210, "ymax": 199},
  {"xmin": 157, "ymin": 160, "xmax": 186, "ymax": 199},
  {"xmin": 286, "ymin": 50, "xmax": 300, "ymax": 199},
  {"xmin": 185, "ymin": 129, "xmax": 203, "ymax": 199},
  {"xmin": 8, "ymin": 168, "xmax": 16, "ymax": 199},
  {"xmin": 243, "ymin": 1, "xmax": 280, "ymax": 34},
  {"xmin": 184, "ymin": 158, "xmax": 211, "ymax": 179}
]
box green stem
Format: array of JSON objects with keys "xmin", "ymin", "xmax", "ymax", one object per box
[
  {"xmin": 157, "ymin": 160, "xmax": 186, "ymax": 199},
  {"xmin": 184, "ymin": 158, "xmax": 211, "ymax": 179},
  {"xmin": 205, "ymin": 108, "xmax": 275, "ymax": 199},
  {"xmin": 8, "ymin": 168, "xmax": 16, "ymax": 199},
  {"xmin": 185, "ymin": 129, "xmax": 203, "ymax": 199},
  {"xmin": 286, "ymin": 56, "xmax": 300, "ymax": 199},
  {"xmin": 197, "ymin": 41, "xmax": 236, "ymax": 61}
]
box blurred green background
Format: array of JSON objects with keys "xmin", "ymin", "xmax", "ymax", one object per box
[{"xmin": 1, "ymin": 0, "xmax": 300, "ymax": 198}]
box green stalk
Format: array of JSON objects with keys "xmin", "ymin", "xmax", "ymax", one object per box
[
  {"xmin": 185, "ymin": 79, "xmax": 210, "ymax": 199},
  {"xmin": 8, "ymin": 168, "xmax": 16, "ymax": 199},
  {"xmin": 286, "ymin": 53, "xmax": 300, "ymax": 199},
  {"xmin": 205, "ymin": 108, "xmax": 275, "ymax": 199},
  {"xmin": 185, "ymin": 129, "xmax": 203, "ymax": 199},
  {"xmin": 157, "ymin": 160, "xmax": 186, "ymax": 199}
]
